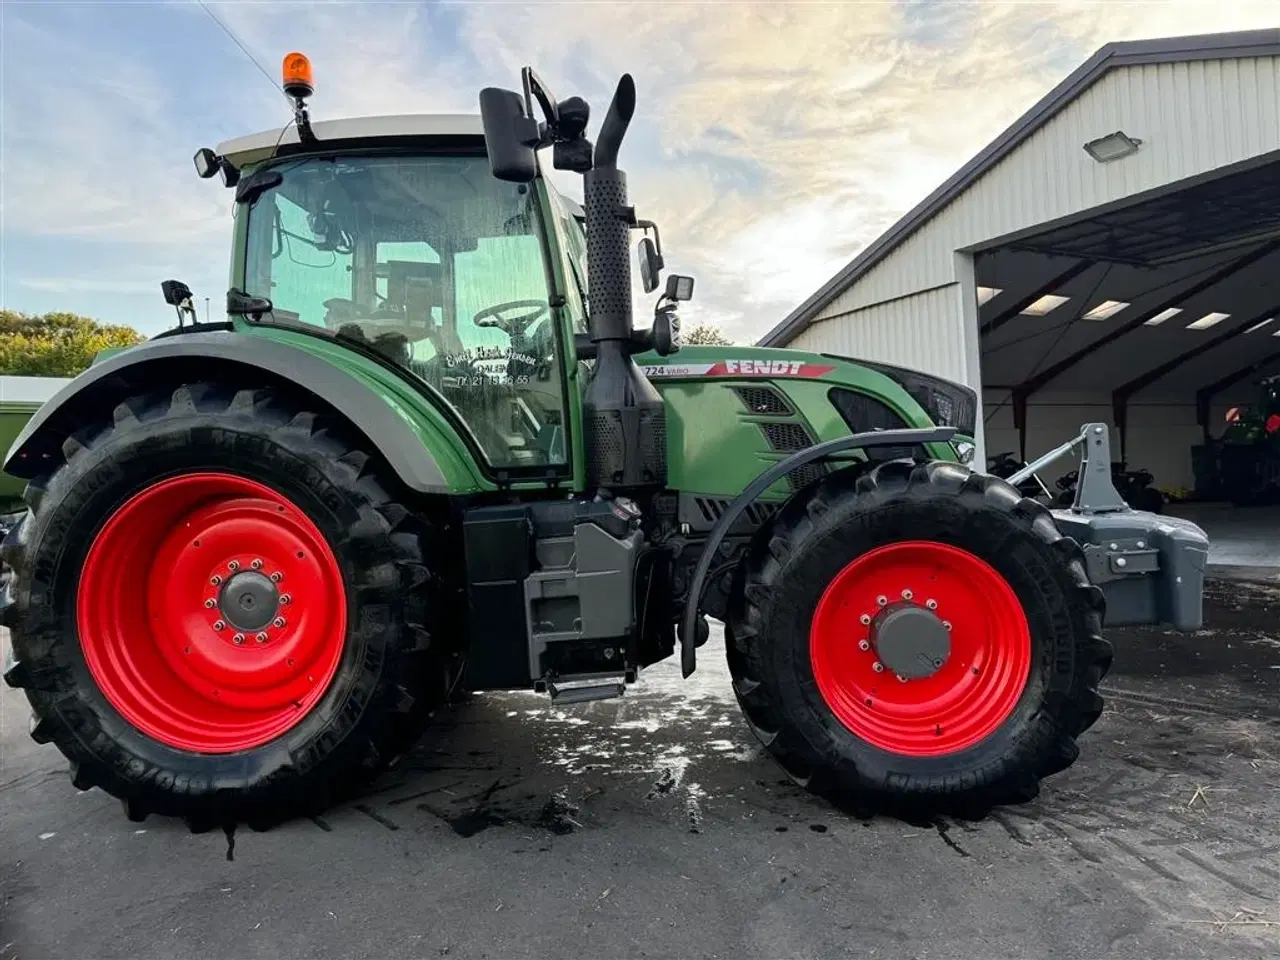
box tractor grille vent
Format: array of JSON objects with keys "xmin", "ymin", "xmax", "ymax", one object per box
[
  {"xmin": 829, "ymin": 387, "xmax": 926, "ymax": 463},
  {"xmin": 692, "ymin": 497, "xmax": 780, "ymax": 527},
  {"xmin": 734, "ymin": 386, "xmax": 792, "ymax": 416},
  {"xmin": 757, "ymin": 420, "xmax": 829, "ymax": 491},
  {"xmin": 761, "ymin": 421, "xmax": 812, "ymax": 452},
  {"xmin": 829, "ymin": 388, "xmax": 909, "ymax": 433},
  {"xmin": 785, "ymin": 462, "xmax": 830, "ymax": 492}
]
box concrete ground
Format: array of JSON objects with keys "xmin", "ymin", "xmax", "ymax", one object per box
[
  {"xmin": 2, "ymin": 577, "xmax": 1279, "ymax": 960},
  {"xmin": 1167, "ymin": 502, "xmax": 1280, "ymax": 578}
]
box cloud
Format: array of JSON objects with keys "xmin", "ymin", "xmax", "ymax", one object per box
[
  {"xmin": 3, "ymin": 0, "xmax": 1279, "ymax": 340},
  {"xmin": 1, "ymin": 13, "xmax": 228, "ymax": 247}
]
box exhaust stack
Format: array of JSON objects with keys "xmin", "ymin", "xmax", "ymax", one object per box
[
  {"xmin": 479, "ymin": 70, "xmax": 668, "ymax": 494},
  {"xmin": 579, "ymin": 75, "xmax": 667, "ymax": 492}
]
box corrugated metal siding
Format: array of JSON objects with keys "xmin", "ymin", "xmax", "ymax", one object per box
[
  {"xmin": 790, "ymin": 284, "xmax": 969, "ymax": 384},
  {"xmin": 816, "ymin": 55, "xmax": 1280, "ymax": 318}
]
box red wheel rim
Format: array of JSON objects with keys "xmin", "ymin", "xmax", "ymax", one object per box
[
  {"xmin": 76, "ymin": 473, "xmax": 347, "ymax": 754},
  {"xmin": 809, "ymin": 541, "xmax": 1031, "ymax": 757}
]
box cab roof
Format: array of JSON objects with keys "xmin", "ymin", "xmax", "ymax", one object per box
[{"xmin": 216, "ymin": 114, "xmax": 486, "ymax": 168}]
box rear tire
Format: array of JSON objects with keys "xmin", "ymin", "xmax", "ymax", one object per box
[
  {"xmin": 1, "ymin": 382, "xmax": 460, "ymax": 830},
  {"xmin": 725, "ymin": 459, "xmax": 1112, "ymax": 819}
]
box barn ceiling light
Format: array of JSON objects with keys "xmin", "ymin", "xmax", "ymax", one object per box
[
  {"xmin": 1084, "ymin": 131, "xmax": 1143, "ymax": 163},
  {"xmin": 1020, "ymin": 294, "xmax": 1071, "ymax": 316},
  {"xmin": 1245, "ymin": 317, "xmax": 1275, "ymax": 334},
  {"xmin": 1144, "ymin": 307, "xmax": 1183, "ymax": 326},
  {"xmin": 1186, "ymin": 311, "xmax": 1231, "ymax": 330},
  {"xmin": 976, "ymin": 286, "xmax": 1003, "ymax": 305},
  {"xmin": 1082, "ymin": 299, "xmax": 1129, "ymax": 321}
]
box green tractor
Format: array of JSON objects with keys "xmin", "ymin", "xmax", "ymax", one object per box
[
  {"xmin": 1, "ymin": 56, "xmax": 1210, "ymax": 831},
  {"xmin": 1219, "ymin": 374, "xmax": 1280, "ymax": 505}
]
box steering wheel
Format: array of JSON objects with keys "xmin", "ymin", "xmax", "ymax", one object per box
[{"xmin": 472, "ymin": 300, "xmax": 549, "ymax": 339}]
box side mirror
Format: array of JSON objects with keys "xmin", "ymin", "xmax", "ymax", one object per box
[
  {"xmin": 479, "ymin": 87, "xmax": 541, "ymax": 183},
  {"xmin": 638, "ymin": 237, "xmax": 664, "ymax": 294},
  {"xmin": 664, "ymin": 274, "xmax": 695, "ymax": 302}
]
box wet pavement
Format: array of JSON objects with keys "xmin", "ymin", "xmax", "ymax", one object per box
[{"xmin": 1, "ymin": 576, "xmax": 1278, "ymax": 960}]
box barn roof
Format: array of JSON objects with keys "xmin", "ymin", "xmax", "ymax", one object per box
[{"xmin": 758, "ymin": 28, "xmax": 1280, "ymax": 347}]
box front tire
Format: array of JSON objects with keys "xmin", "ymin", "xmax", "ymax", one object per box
[
  {"xmin": 726, "ymin": 459, "xmax": 1112, "ymax": 819},
  {"xmin": 1, "ymin": 382, "xmax": 460, "ymax": 830}
]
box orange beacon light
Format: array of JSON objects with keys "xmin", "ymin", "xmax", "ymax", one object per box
[{"xmin": 282, "ymin": 52, "xmax": 314, "ymax": 100}]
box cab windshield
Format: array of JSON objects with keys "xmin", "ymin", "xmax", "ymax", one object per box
[{"xmin": 242, "ymin": 153, "xmax": 568, "ymax": 470}]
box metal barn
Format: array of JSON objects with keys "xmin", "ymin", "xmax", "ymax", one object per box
[{"xmin": 759, "ymin": 28, "xmax": 1280, "ymax": 514}]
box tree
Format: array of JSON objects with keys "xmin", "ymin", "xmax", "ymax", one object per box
[
  {"xmin": 682, "ymin": 322, "xmax": 734, "ymax": 345},
  {"xmin": 0, "ymin": 310, "xmax": 144, "ymax": 377}
]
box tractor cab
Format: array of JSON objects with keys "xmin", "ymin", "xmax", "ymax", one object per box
[
  {"xmin": 209, "ymin": 111, "xmax": 585, "ymax": 471},
  {"xmin": 194, "ymin": 54, "xmax": 686, "ymax": 483}
]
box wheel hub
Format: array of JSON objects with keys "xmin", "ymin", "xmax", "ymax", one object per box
[
  {"xmin": 75, "ymin": 472, "xmax": 347, "ymax": 754},
  {"xmin": 871, "ymin": 603, "xmax": 951, "ymax": 679},
  {"xmin": 218, "ymin": 570, "xmax": 280, "ymax": 632}
]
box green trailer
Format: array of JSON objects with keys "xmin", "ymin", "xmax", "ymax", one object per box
[{"xmin": 0, "ymin": 378, "xmax": 69, "ymax": 527}]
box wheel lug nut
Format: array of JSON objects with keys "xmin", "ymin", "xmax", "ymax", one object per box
[
  {"xmin": 273, "ymin": 617, "xmax": 286, "ymax": 628},
  {"xmin": 901, "ymin": 589, "xmax": 913, "ymax": 601},
  {"xmin": 859, "ymin": 613, "xmax": 871, "ymax": 626},
  {"xmin": 858, "ymin": 640, "xmax": 870, "ymax": 651},
  {"xmin": 210, "ymin": 575, "xmax": 222, "ymax": 586},
  {"xmin": 943, "ymin": 621, "xmax": 952, "ymax": 631},
  {"xmin": 213, "ymin": 620, "xmax": 226, "ymax": 631},
  {"xmin": 926, "ymin": 599, "xmax": 937, "ymax": 610},
  {"xmin": 872, "ymin": 662, "xmax": 884, "ymax": 673},
  {"xmin": 233, "ymin": 633, "xmax": 245, "ymax": 645},
  {"xmin": 270, "ymin": 572, "xmax": 283, "ymax": 583},
  {"xmin": 251, "ymin": 559, "xmax": 263, "ymax": 569},
  {"xmin": 876, "ymin": 595, "xmax": 887, "ymax": 607},
  {"xmin": 204, "ymin": 598, "xmax": 216, "ymax": 609},
  {"xmin": 255, "ymin": 632, "xmax": 268, "ymax": 644},
  {"xmin": 897, "ymin": 674, "xmax": 909, "ymax": 683},
  {"xmin": 279, "ymin": 594, "xmax": 291, "ymax": 605},
  {"xmin": 228, "ymin": 560, "xmax": 239, "ymax": 571}
]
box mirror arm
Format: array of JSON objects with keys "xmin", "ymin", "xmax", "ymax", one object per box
[
  {"xmin": 636, "ymin": 219, "xmax": 662, "ymax": 258},
  {"xmin": 521, "ymin": 66, "xmax": 559, "ymax": 141}
]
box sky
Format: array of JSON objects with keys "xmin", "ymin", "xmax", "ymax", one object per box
[{"xmin": 2, "ymin": 0, "xmax": 1278, "ymax": 343}]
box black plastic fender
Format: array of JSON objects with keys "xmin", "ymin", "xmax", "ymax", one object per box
[
  {"xmin": 678, "ymin": 426, "xmax": 957, "ymax": 677},
  {"xmin": 3, "ymin": 332, "xmax": 451, "ymax": 493}
]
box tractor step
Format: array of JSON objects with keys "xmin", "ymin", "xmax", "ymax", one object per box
[{"xmin": 546, "ymin": 673, "xmax": 632, "ymax": 705}]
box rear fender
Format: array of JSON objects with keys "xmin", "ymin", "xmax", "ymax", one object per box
[
  {"xmin": 3, "ymin": 332, "xmax": 455, "ymax": 494},
  {"xmin": 678, "ymin": 426, "xmax": 957, "ymax": 677}
]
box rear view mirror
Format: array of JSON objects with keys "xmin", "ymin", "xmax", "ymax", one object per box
[
  {"xmin": 638, "ymin": 237, "xmax": 664, "ymax": 293},
  {"xmin": 479, "ymin": 87, "xmax": 541, "ymax": 183}
]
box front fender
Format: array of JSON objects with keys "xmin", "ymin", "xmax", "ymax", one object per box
[
  {"xmin": 678, "ymin": 426, "xmax": 957, "ymax": 677},
  {"xmin": 4, "ymin": 332, "xmax": 452, "ymax": 494}
]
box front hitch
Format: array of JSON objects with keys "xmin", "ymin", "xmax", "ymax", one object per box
[{"xmin": 1016, "ymin": 422, "xmax": 1210, "ymax": 630}]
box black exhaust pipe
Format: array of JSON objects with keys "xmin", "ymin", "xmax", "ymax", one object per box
[
  {"xmin": 582, "ymin": 74, "xmax": 634, "ymax": 345},
  {"xmin": 580, "ymin": 75, "xmax": 667, "ymax": 493}
]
